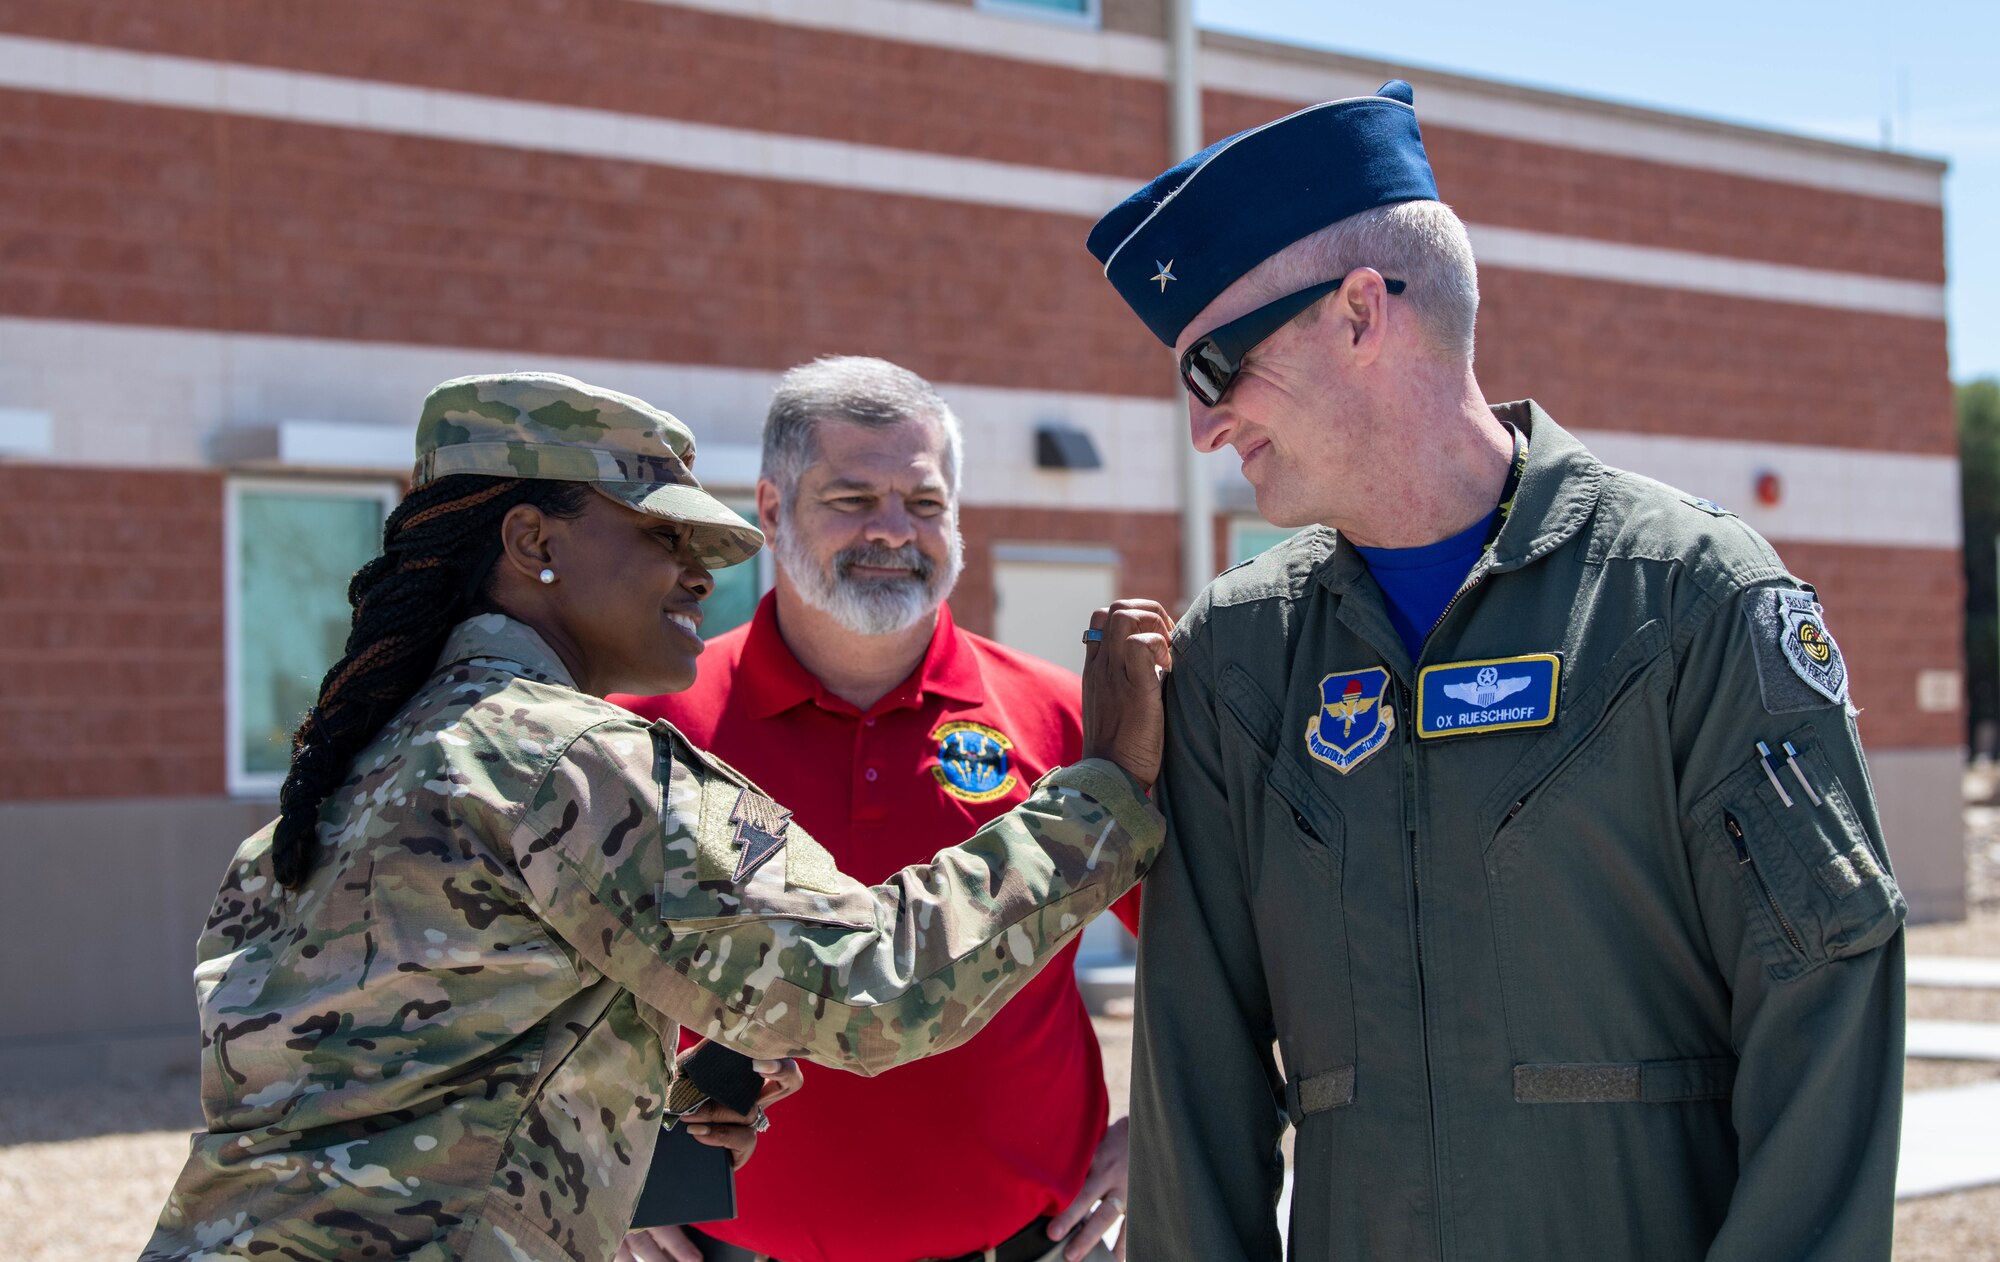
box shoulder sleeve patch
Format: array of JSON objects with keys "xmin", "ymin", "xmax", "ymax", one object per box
[{"xmin": 1744, "ymin": 586, "xmax": 1850, "ymax": 712}]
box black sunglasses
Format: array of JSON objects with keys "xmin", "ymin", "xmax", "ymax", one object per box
[{"xmin": 1178, "ymin": 272, "xmax": 1407, "ymax": 407}]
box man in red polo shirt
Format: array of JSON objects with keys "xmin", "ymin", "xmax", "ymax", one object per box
[{"xmin": 612, "ymin": 357, "xmax": 1139, "ymax": 1262}]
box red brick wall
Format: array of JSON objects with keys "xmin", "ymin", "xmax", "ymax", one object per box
[
  {"xmin": 1778, "ymin": 541, "xmax": 1964, "ymax": 750},
  {"xmin": 1476, "ymin": 268, "xmax": 1956, "ymax": 455},
  {"xmin": 0, "ymin": 465, "xmax": 226, "ymax": 800},
  {"xmin": 0, "ymin": 91, "xmax": 1951, "ymax": 452},
  {"xmin": 0, "ymin": 0, "xmax": 1171, "ymax": 178},
  {"xmin": 0, "ymin": 4, "xmax": 1958, "ymax": 794},
  {"xmin": 1206, "ymin": 91, "xmax": 1947, "ymax": 282},
  {"xmin": 0, "ymin": 1, "xmax": 1940, "ymax": 279},
  {"xmin": 0, "ymin": 90, "xmax": 1163, "ymax": 395}
]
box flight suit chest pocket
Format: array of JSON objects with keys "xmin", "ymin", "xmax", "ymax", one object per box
[
  {"xmin": 1691, "ymin": 729, "xmax": 1904, "ymax": 982},
  {"xmin": 1482, "ymin": 619, "xmax": 1671, "ymax": 855},
  {"xmin": 1218, "ymin": 663, "xmax": 1348, "ymax": 875}
]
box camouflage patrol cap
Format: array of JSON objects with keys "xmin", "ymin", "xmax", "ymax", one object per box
[{"xmin": 413, "ymin": 372, "xmax": 763, "ymax": 568}]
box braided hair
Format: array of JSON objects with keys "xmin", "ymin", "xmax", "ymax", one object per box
[{"xmin": 271, "ymin": 474, "xmax": 591, "ymax": 889}]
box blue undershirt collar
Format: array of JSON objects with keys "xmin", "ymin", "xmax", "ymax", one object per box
[{"xmin": 1353, "ymin": 509, "xmax": 1497, "ymax": 662}]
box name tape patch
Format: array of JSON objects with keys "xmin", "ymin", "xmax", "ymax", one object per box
[{"xmin": 1417, "ymin": 654, "xmax": 1561, "ymax": 739}]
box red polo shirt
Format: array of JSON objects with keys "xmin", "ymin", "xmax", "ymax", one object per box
[{"xmin": 612, "ymin": 594, "xmax": 1140, "ymax": 1262}]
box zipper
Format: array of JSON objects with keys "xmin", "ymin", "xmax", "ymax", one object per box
[
  {"xmin": 1397, "ymin": 678, "xmax": 1446, "ymax": 1262},
  {"xmin": 1725, "ymin": 811, "xmax": 1805, "ymax": 956},
  {"xmin": 1396, "ymin": 562, "xmax": 1493, "ymax": 1262},
  {"xmin": 1422, "ymin": 561, "xmax": 1488, "ymax": 657},
  {"xmin": 1396, "ymin": 436, "xmax": 1516, "ymax": 1260}
]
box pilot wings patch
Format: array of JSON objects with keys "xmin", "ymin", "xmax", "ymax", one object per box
[{"xmin": 1441, "ymin": 670, "xmax": 1531, "ymax": 708}]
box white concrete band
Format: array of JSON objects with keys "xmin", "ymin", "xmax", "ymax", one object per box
[
  {"xmin": 644, "ymin": 0, "xmax": 1166, "ymax": 76},
  {"xmin": 0, "ymin": 34, "xmax": 1135, "ymax": 218},
  {"xmin": 0, "ymin": 35, "xmax": 1946, "ymax": 322},
  {"xmin": 1469, "ymin": 224, "xmax": 1948, "ymax": 320},
  {"xmin": 0, "ymin": 317, "xmax": 1961, "ymax": 548},
  {"xmin": 0, "ymin": 318, "xmax": 1185, "ymax": 513},
  {"xmin": 1575, "ymin": 428, "xmax": 1963, "ymax": 550}
]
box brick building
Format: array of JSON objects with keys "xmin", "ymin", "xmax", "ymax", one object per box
[{"xmin": 0, "ymin": 0, "xmax": 1960, "ymax": 1083}]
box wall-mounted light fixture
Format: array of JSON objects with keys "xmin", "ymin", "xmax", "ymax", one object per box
[{"xmin": 1035, "ymin": 422, "xmax": 1102, "ymax": 470}]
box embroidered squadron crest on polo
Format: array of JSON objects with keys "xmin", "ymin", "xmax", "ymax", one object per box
[
  {"xmin": 932, "ymin": 720, "xmax": 1019, "ymax": 804},
  {"xmin": 1776, "ymin": 589, "xmax": 1849, "ymax": 705},
  {"xmin": 730, "ymin": 788, "xmax": 792, "ymax": 881},
  {"xmin": 1305, "ymin": 667, "xmax": 1395, "ymax": 774}
]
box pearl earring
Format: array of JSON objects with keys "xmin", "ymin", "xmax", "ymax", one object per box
[{"xmin": 538, "ymin": 568, "xmax": 556, "ymax": 585}]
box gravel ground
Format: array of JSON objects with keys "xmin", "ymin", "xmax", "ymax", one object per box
[{"xmin": 8, "ymin": 804, "xmax": 1997, "ymax": 1262}]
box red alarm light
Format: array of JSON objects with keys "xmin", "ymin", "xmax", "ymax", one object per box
[{"xmin": 1754, "ymin": 469, "xmax": 1782, "ymax": 508}]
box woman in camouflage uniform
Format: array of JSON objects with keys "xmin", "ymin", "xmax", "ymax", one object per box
[{"xmin": 141, "ymin": 373, "xmax": 1169, "ymax": 1262}]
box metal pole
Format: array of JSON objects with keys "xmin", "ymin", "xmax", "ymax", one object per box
[{"xmin": 1167, "ymin": 0, "xmax": 1215, "ymax": 609}]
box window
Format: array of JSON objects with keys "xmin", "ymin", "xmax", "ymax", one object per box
[
  {"xmin": 975, "ymin": 0, "xmax": 1100, "ymax": 28},
  {"xmin": 1231, "ymin": 519, "xmax": 1302, "ymax": 566},
  {"xmin": 226, "ymin": 479, "xmax": 399, "ymax": 796},
  {"xmin": 701, "ymin": 501, "xmax": 770, "ymax": 639}
]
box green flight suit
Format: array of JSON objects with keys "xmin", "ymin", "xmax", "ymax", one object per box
[{"xmin": 1130, "ymin": 402, "xmax": 1906, "ymax": 1260}]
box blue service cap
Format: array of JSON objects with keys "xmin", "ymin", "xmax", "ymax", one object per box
[{"xmin": 1086, "ymin": 80, "xmax": 1438, "ymax": 346}]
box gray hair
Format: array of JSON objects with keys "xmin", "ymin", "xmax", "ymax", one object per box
[
  {"xmin": 761, "ymin": 356, "xmax": 964, "ymax": 502},
  {"xmin": 1280, "ymin": 200, "xmax": 1480, "ymax": 362}
]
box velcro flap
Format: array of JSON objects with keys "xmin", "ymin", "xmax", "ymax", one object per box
[
  {"xmin": 1283, "ymin": 1065, "xmax": 1357, "ymax": 1123},
  {"xmin": 1515, "ymin": 1056, "xmax": 1735, "ymax": 1104}
]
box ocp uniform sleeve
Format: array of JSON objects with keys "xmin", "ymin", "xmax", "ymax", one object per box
[
  {"xmin": 1128, "ymin": 630, "xmax": 1287, "ymax": 1262},
  {"xmin": 511, "ymin": 718, "xmax": 1163, "ymax": 1077},
  {"xmin": 1672, "ymin": 578, "xmax": 1906, "ymax": 1261}
]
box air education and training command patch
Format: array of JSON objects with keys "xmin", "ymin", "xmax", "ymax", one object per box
[
  {"xmin": 1417, "ymin": 654, "xmax": 1561, "ymax": 739},
  {"xmin": 729, "ymin": 788, "xmax": 792, "ymax": 882},
  {"xmin": 932, "ymin": 719, "xmax": 1019, "ymax": 804},
  {"xmin": 1305, "ymin": 667, "xmax": 1396, "ymax": 775}
]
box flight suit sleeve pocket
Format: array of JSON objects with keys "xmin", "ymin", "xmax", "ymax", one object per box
[{"xmin": 1690, "ymin": 728, "xmax": 1903, "ymax": 983}]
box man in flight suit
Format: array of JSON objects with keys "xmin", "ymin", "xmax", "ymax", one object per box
[{"xmin": 1086, "ymin": 83, "xmax": 1906, "ymax": 1260}]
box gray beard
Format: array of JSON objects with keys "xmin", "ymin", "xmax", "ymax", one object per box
[{"xmin": 773, "ymin": 518, "xmax": 963, "ymax": 636}]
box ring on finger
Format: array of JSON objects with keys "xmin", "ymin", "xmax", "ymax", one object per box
[
  {"xmin": 1081, "ymin": 627, "xmax": 1105, "ymax": 644},
  {"xmin": 752, "ymin": 1106, "xmax": 771, "ymax": 1133}
]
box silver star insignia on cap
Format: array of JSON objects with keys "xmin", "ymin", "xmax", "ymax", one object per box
[{"xmin": 1152, "ymin": 260, "xmax": 1176, "ymax": 291}]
